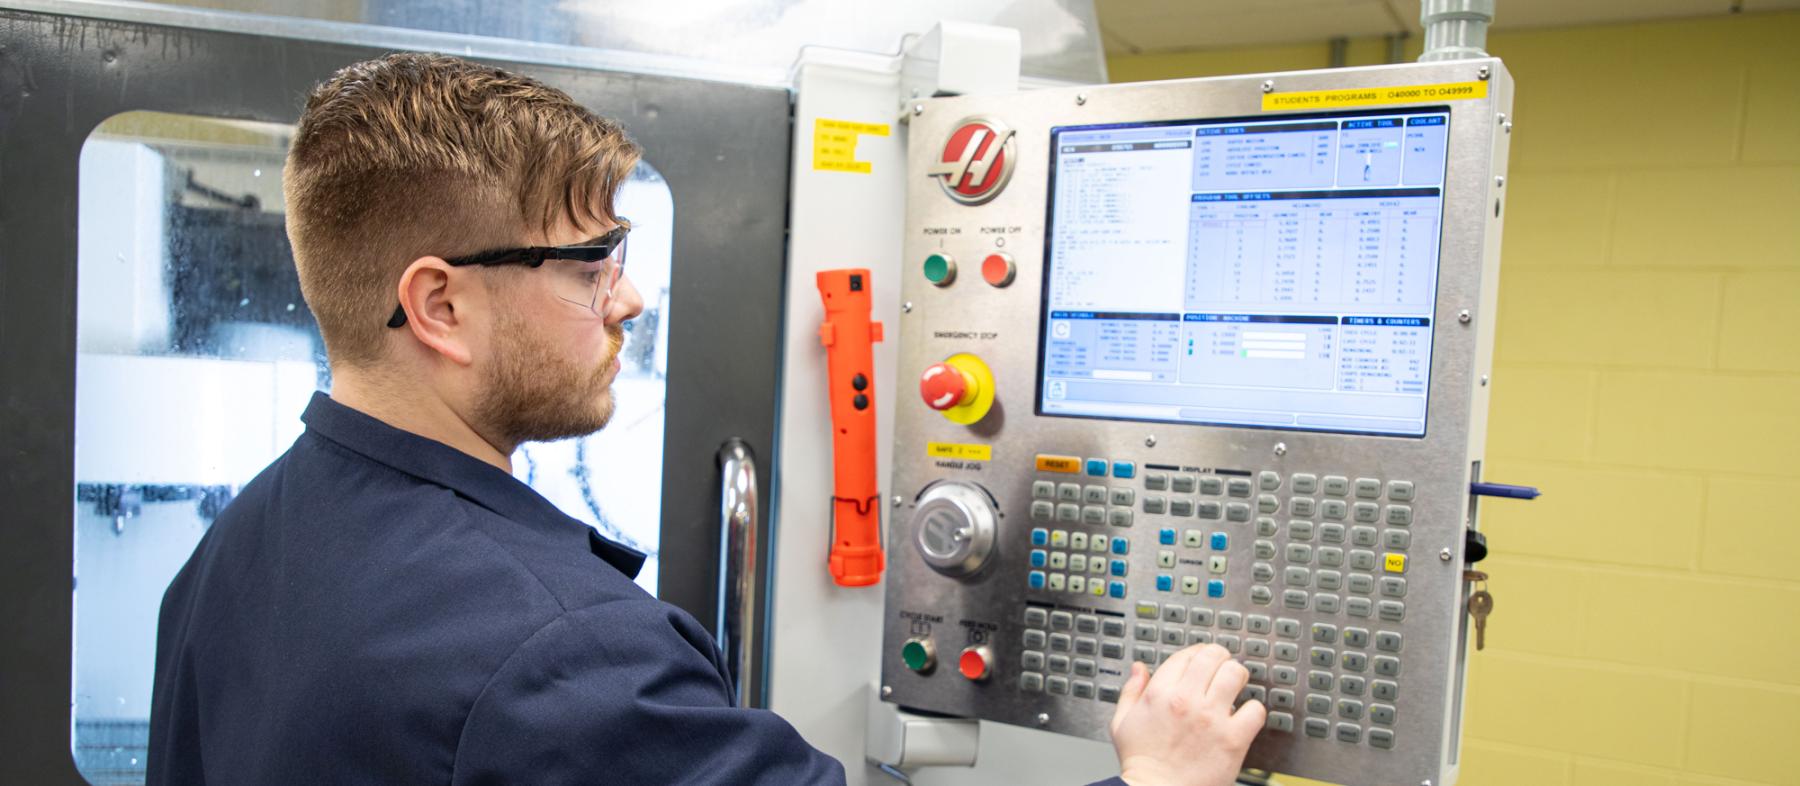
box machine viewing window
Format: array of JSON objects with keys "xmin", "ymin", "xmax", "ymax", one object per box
[{"xmin": 1037, "ymin": 107, "xmax": 1452, "ymax": 437}]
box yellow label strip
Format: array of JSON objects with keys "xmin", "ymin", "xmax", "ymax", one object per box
[
  {"xmin": 812, "ymin": 118, "xmax": 891, "ymax": 174},
  {"xmin": 928, "ymin": 442, "xmax": 993, "ymax": 461},
  {"xmin": 1262, "ymin": 81, "xmax": 1488, "ymax": 112}
]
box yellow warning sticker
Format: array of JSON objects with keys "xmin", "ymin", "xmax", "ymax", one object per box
[
  {"xmin": 1262, "ymin": 81, "xmax": 1488, "ymax": 111},
  {"xmin": 928, "ymin": 442, "xmax": 993, "ymax": 461},
  {"xmin": 812, "ymin": 118, "xmax": 891, "ymax": 174}
]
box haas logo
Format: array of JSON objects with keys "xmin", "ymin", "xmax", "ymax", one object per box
[{"xmin": 927, "ymin": 117, "xmax": 1016, "ymax": 206}]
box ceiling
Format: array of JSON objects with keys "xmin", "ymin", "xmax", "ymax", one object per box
[{"xmin": 1097, "ymin": 0, "xmax": 1800, "ymax": 53}]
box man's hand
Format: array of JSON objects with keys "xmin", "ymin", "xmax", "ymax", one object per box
[{"xmin": 1108, "ymin": 643, "xmax": 1266, "ymax": 786}]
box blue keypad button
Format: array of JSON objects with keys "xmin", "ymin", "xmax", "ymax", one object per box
[
  {"xmin": 1208, "ymin": 579, "xmax": 1226, "ymax": 598},
  {"xmin": 1109, "ymin": 581, "xmax": 1128, "ymax": 599},
  {"xmin": 1112, "ymin": 461, "xmax": 1136, "ymax": 479},
  {"xmin": 1031, "ymin": 528, "xmax": 1049, "ymax": 546},
  {"xmin": 1211, "ymin": 532, "xmax": 1229, "ymax": 550},
  {"xmin": 1111, "ymin": 559, "xmax": 1129, "ymax": 577},
  {"xmin": 1029, "ymin": 571, "xmax": 1047, "ymax": 590},
  {"xmin": 1111, "ymin": 538, "xmax": 1130, "ymax": 555},
  {"xmin": 1085, "ymin": 459, "xmax": 1109, "ymax": 477},
  {"xmin": 1159, "ymin": 528, "xmax": 1177, "ymax": 546},
  {"xmin": 1030, "ymin": 550, "xmax": 1048, "ymax": 568},
  {"xmin": 1156, "ymin": 575, "xmax": 1174, "ymax": 592}
]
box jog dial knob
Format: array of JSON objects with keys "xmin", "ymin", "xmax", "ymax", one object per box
[{"xmin": 912, "ymin": 482, "xmax": 998, "ymax": 577}]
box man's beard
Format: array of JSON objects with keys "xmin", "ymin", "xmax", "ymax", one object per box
[{"xmin": 475, "ymin": 311, "xmax": 624, "ymax": 447}]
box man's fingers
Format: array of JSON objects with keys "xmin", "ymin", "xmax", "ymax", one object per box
[
  {"xmin": 1111, "ymin": 661, "xmax": 1150, "ymax": 733},
  {"xmin": 1229, "ymin": 698, "xmax": 1269, "ymax": 741},
  {"xmin": 1171, "ymin": 644, "xmax": 1230, "ymax": 698},
  {"xmin": 1145, "ymin": 644, "xmax": 1200, "ymax": 695},
  {"xmin": 1204, "ymin": 657, "xmax": 1250, "ymax": 706}
]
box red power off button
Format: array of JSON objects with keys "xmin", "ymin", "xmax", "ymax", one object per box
[
  {"xmin": 958, "ymin": 646, "xmax": 993, "ymax": 681},
  {"xmin": 981, "ymin": 253, "xmax": 1015, "ymax": 287}
]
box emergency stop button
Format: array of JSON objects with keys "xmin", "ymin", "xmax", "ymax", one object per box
[
  {"xmin": 981, "ymin": 253, "xmax": 1015, "ymax": 287},
  {"xmin": 958, "ymin": 645, "xmax": 993, "ymax": 681},
  {"xmin": 920, "ymin": 362, "xmax": 976, "ymax": 411}
]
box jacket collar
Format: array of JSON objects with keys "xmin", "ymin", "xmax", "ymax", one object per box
[{"xmin": 299, "ymin": 392, "xmax": 646, "ymax": 579}]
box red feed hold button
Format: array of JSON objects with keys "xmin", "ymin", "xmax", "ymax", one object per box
[
  {"xmin": 981, "ymin": 253, "xmax": 1016, "ymax": 287},
  {"xmin": 920, "ymin": 362, "xmax": 970, "ymax": 411},
  {"xmin": 958, "ymin": 646, "xmax": 993, "ymax": 681}
]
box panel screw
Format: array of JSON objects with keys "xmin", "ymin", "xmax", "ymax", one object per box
[
  {"xmin": 1458, "ymin": 310, "xmax": 1472, "ymax": 324},
  {"xmin": 903, "ymin": 301, "xmax": 914, "ymax": 313},
  {"xmin": 1145, "ymin": 435, "xmax": 1157, "ymax": 448},
  {"xmin": 1502, "ymin": 121, "xmax": 1513, "ymax": 134},
  {"xmin": 1075, "ymin": 93, "xmax": 1087, "ymax": 106},
  {"xmin": 1477, "ymin": 66, "xmax": 1490, "ymax": 80},
  {"xmin": 1273, "ymin": 442, "xmax": 1287, "ymax": 457},
  {"xmin": 1480, "ymin": 375, "xmax": 1489, "ymax": 386},
  {"xmin": 1036, "ymin": 712, "xmax": 1051, "ymax": 726},
  {"xmin": 913, "ymin": 104, "xmax": 924, "ymax": 116},
  {"xmin": 1261, "ymin": 80, "xmax": 1275, "ymax": 93},
  {"xmin": 893, "ymin": 495, "xmax": 904, "ymax": 508},
  {"xmin": 882, "ymin": 685, "xmax": 894, "ymax": 697},
  {"xmin": 1495, "ymin": 176, "xmax": 1505, "ymax": 188},
  {"xmin": 1439, "ymin": 548, "xmax": 1453, "ymax": 562},
  {"xmin": 1496, "ymin": 113, "xmax": 1506, "ymax": 125}
]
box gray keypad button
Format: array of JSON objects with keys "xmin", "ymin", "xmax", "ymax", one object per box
[
  {"xmin": 1256, "ymin": 517, "xmax": 1279, "ymax": 537},
  {"xmin": 1353, "ymin": 502, "xmax": 1380, "ymax": 524},
  {"xmin": 1201, "ymin": 477, "xmax": 1225, "ymax": 496},
  {"xmin": 1246, "ymin": 661, "xmax": 1268, "ymax": 681},
  {"xmin": 1171, "ymin": 474, "xmax": 1198, "ymax": 494},
  {"xmin": 1309, "ymin": 647, "xmax": 1335, "ymax": 667},
  {"xmin": 1110, "ymin": 487, "xmax": 1135, "ymax": 507},
  {"xmin": 1350, "ymin": 525, "xmax": 1378, "ymax": 547},
  {"xmin": 1073, "ymin": 680, "xmax": 1096, "ymax": 700},
  {"xmin": 1339, "ymin": 698, "xmax": 1365, "ymax": 720},
  {"xmin": 1025, "ymin": 608, "xmax": 1048, "ymax": 627},
  {"xmin": 1259, "ymin": 470, "xmax": 1282, "ymax": 491},
  {"xmin": 1144, "ymin": 473, "xmax": 1168, "ymax": 491},
  {"xmin": 1048, "ymin": 676, "xmax": 1070, "ymax": 695},
  {"xmin": 1246, "ymin": 639, "xmax": 1271, "ymax": 658},
  {"xmin": 1050, "ymin": 633, "xmax": 1072, "ymax": 652},
  {"xmin": 1348, "ymin": 573, "xmax": 1376, "ymax": 594},
  {"xmin": 1217, "ymin": 634, "xmax": 1242, "ymax": 653},
  {"xmin": 1253, "ymin": 562, "xmax": 1277, "ymax": 583},
  {"xmin": 1023, "ymin": 650, "xmax": 1046, "ymax": 671},
  {"xmin": 1242, "ymin": 685, "xmax": 1268, "ymax": 706},
  {"xmin": 1075, "ymin": 637, "xmax": 1098, "ymax": 656},
  {"xmin": 1132, "ymin": 645, "xmax": 1157, "ymax": 664},
  {"xmin": 1381, "ymin": 577, "xmax": 1408, "ymax": 598},
  {"xmin": 1162, "ymin": 627, "xmax": 1185, "ymax": 646},
  {"xmin": 1375, "ymin": 631, "xmax": 1403, "ymax": 652},
  {"xmin": 1102, "ymin": 641, "xmax": 1125, "ymax": 659},
  {"xmin": 1258, "ymin": 494, "xmax": 1280, "ymax": 514},
  {"xmin": 1293, "ymin": 474, "xmax": 1318, "ymax": 494},
  {"xmin": 1378, "ymin": 601, "xmax": 1406, "ymax": 622},
  {"xmin": 1373, "ymin": 656, "xmax": 1401, "ymax": 677},
  {"xmin": 1285, "ymin": 544, "xmax": 1314, "ymax": 564},
  {"xmin": 1321, "ymin": 500, "xmax": 1349, "ymax": 521},
  {"xmin": 1311, "ymin": 623, "xmax": 1339, "ymax": 643},
  {"xmin": 1287, "ymin": 520, "xmax": 1316, "ymax": 541},
  {"xmin": 1343, "ymin": 627, "xmax": 1371, "ymax": 648},
  {"xmin": 1048, "ymin": 654, "xmax": 1071, "ymax": 673},
  {"xmin": 1308, "ymin": 670, "xmax": 1335, "ymax": 691},
  {"xmin": 1197, "ymin": 501, "xmax": 1223, "ymax": 520},
  {"xmin": 1109, "ymin": 508, "xmax": 1134, "ymax": 527},
  {"xmin": 1341, "ymin": 651, "xmax": 1368, "ymax": 672},
  {"xmin": 1082, "ymin": 505, "xmax": 1107, "ymax": 526},
  {"xmin": 1350, "ymin": 549, "xmax": 1379, "ymax": 571},
  {"xmin": 1306, "ymin": 694, "xmax": 1333, "ymax": 715},
  {"xmin": 1268, "ymin": 711, "xmax": 1295, "ymax": 733},
  {"xmin": 1371, "ymin": 703, "xmax": 1396, "ymax": 725},
  {"xmin": 1056, "ymin": 503, "xmax": 1081, "ymax": 523},
  {"xmin": 1058, "ymin": 483, "xmax": 1082, "ymax": 502},
  {"xmin": 1313, "ymin": 592, "xmax": 1340, "ymax": 615},
  {"xmin": 1074, "ymin": 658, "xmax": 1097, "ymax": 678},
  {"xmin": 1024, "ymin": 630, "xmax": 1047, "ymax": 649},
  {"xmin": 1283, "ymin": 590, "xmax": 1309, "ymax": 609},
  {"xmin": 1274, "ymin": 642, "xmax": 1300, "ymax": 662},
  {"xmin": 1219, "ymin": 611, "xmax": 1244, "ymax": 630},
  {"xmin": 1050, "ymin": 611, "xmax": 1073, "ymax": 630},
  {"xmin": 1372, "ymin": 680, "xmax": 1399, "ymax": 701},
  {"xmin": 1226, "ymin": 478, "xmax": 1253, "ymax": 498},
  {"xmin": 1255, "ymin": 540, "xmax": 1278, "ymax": 559},
  {"xmin": 1340, "ymin": 675, "xmax": 1366, "ymax": 696},
  {"xmin": 1318, "ymin": 546, "xmax": 1345, "ymax": 568},
  {"xmin": 1033, "ymin": 481, "xmax": 1056, "ymax": 500},
  {"xmin": 1275, "ymin": 618, "xmax": 1302, "ymax": 638},
  {"xmin": 1346, "ymin": 597, "xmax": 1374, "ymax": 618},
  {"xmin": 1272, "ymin": 666, "xmax": 1299, "ymax": 686},
  {"xmin": 1143, "ymin": 496, "xmax": 1167, "ymax": 515},
  {"xmin": 1076, "ymin": 614, "xmax": 1100, "ymax": 634},
  {"xmin": 1322, "ymin": 476, "xmax": 1350, "ymax": 497},
  {"xmin": 1169, "ymin": 499, "xmax": 1195, "ymax": 517},
  {"xmin": 1100, "ymin": 685, "xmax": 1122, "ymax": 703},
  {"xmin": 1384, "ymin": 529, "xmax": 1411, "ymax": 550},
  {"xmin": 1304, "ymin": 718, "xmax": 1331, "ymax": 738},
  {"xmin": 1189, "ymin": 607, "xmax": 1215, "ymax": 627},
  {"xmin": 1084, "ymin": 485, "xmax": 1108, "ymax": 504},
  {"xmin": 1271, "ymin": 687, "xmax": 1297, "ymax": 708},
  {"xmin": 1153, "ymin": 604, "xmax": 1180, "ymax": 625},
  {"xmin": 1250, "ymin": 585, "xmax": 1274, "ymax": 605},
  {"xmin": 1020, "ymin": 672, "xmax": 1044, "ymax": 692},
  {"xmin": 1316, "ymin": 569, "xmax": 1344, "ymax": 591},
  {"xmin": 1320, "ymin": 523, "xmax": 1347, "ymax": 543},
  {"xmin": 1387, "ymin": 481, "xmax": 1414, "ymax": 502},
  {"xmin": 1188, "ymin": 630, "xmax": 1213, "ymax": 646},
  {"xmin": 1290, "ymin": 497, "xmax": 1317, "ymax": 517},
  {"xmin": 1337, "ymin": 723, "xmax": 1363, "ymax": 744},
  {"xmin": 1385, "ymin": 505, "xmax": 1412, "ymax": 527},
  {"xmin": 1103, "ymin": 618, "xmax": 1127, "ymax": 637},
  {"xmin": 1247, "ymin": 615, "xmax": 1272, "ymax": 634},
  {"xmin": 1133, "ymin": 623, "xmax": 1158, "ymax": 642},
  {"xmin": 1369, "ymin": 728, "xmax": 1395, "ymax": 750},
  {"xmin": 1226, "ymin": 503, "xmax": 1251, "ymax": 522},
  {"xmin": 1031, "ymin": 501, "xmax": 1054, "ymax": 521},
  {"xmin": 1354, "ymin": 478, "xmax": 1382, "ymax": 499}
]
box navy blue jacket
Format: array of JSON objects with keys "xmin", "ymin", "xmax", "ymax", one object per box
[{"xmin": 147, "ymin": 393, "xmax": 846, "ymax": 784}]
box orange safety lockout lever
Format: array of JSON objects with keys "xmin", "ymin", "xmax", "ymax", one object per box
[{"xmin": 816, "ymin": 269, "xmax": 885, "ymax": 587}]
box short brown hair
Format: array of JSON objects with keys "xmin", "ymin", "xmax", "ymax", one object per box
[{"xmin": 284, "ymin": 53, "xmax": 640, "ymax": 367}]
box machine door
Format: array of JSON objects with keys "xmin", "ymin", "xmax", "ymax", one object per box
[{"xmin": 0, "ymin": 5, "xmax": 790, "ymax": 784}]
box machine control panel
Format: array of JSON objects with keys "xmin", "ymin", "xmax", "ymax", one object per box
[{"xmin": 882, "ymin": 61, "xmax": 1512, "ymax": 786}]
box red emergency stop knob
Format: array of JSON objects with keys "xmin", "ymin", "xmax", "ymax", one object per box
[{"xmin": 920, "ymin": 362, "xmax": 973, "ymax": 411}]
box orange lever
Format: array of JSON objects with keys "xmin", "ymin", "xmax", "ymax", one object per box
[{"xmin": 817, "ymin": 269, "xmax": 885, "ymax": 587}]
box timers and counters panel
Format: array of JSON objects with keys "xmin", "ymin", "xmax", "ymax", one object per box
[{"xmin": 884, "ymin": 64, "xmax": 1508, "ymax": 786}]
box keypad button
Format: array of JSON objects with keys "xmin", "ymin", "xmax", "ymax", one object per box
[
  {"xmin": 1030, "ymin": 550, "xmax": 1048, "ymax": 568},
  {"xmin": 1189, "ymin": 607, "xmax": 1215, "ymax": 627},
  {"xmin": 1102, "ymin": 641, "xmax": 1125, "ymax": 660},
  {"xmin": 1197, "ymin": 501, "xmax": 1223, "ymax": 520},
  {"xmin": 1271, "ymin": 687, "xmax": 1297, "ymax": 707},
  {"xmin": 1029, "ymin": 571, "xmax": 1047, "ymax": 590},
  {"xmin": 1309, "ymin": 647, "xmax": 1335, "ymax": 667},
  {"xmin": 1031, "ymin": 528, "xmax": 1049, "ymax": 546},
  {"xmin": 1285, "ymin": 544, "xmax": 1314, "ymax": 564},
  {"xmin": 1208, "ymin": 555, "xmax": 1229, "ymax": 574},
  {"xmin": 1082, "ymin": 505, "xmax": 1106, "ymax": 526},
  {"xmin": 1182, "ymin": 529, "xmax": 1205, "ymax": 548},
  {"xmin": 1293, "ymin": 474, "xmax": 1318, "ymax": 494},
  {"xmin": 1050, "ymin": 633, "xmax": 1073, "ymax": 653},
  {"xmin": 1310, "ymin": 621, "xmax": 1338, "ymax": 642},
  {"xmin": 1256, "ymin": 517, "xmax": 1279, "ymax": 537},
  {"xmin": 1162, "ymin": 627, "xmax": 1185, "ymax": 646},
  {"xmin": 1304, "ymin": 718, "xmax": 1331, "ymax": 739},
  {"xmin": 1384, "ymin": 554, "xmax": 1408, "ymax": 575},
  {"xmin": 1346, "ymin": 597, "xmax": 1374, "ymax": 618},
  {"xmin": 1070, "ymin": 554, "xmax": 1090, "ymax": 574},
  {"xmin": 1049, "ymin": 552, "xmax": 1068, "ymax": 570},
  {"xmin": 1216, "ymin": 634, "xmax": 1241, "ymax": 653},
  {"xmin": 1056, "ymin": 504, "xmax": 1081, "ymax": 523},
  {"xmin": 1385, "ymin": 505, "xmax": 1412, "ymax": 527},
  {"xmin": 1318, "ymin": 546, "xmax": 1345, "ymax": 567},
  {"xmin": 1342, "ymin": 628, "xmax": 1370, "ymax": 648},
  {"xmin": 1022, "ymin": 650, "xmax": 1046, "ymax": 671},
  {"xmin": 1143, "ymin": 496, "xmax": 1167, "ymax": 515},
  {"xmin": 1111, "ymin": 559, "xmax": 1129, "ymax": 577},
  {"xmin": 1032, "ymin": 480, "xmax": 1056, "ymax": 500},
  {"xmin": 1025, "ymin": 607, "xmax": 1049, "ymax": 627},
  {"xmin": 1370, "ymin": 704, "xmax": 1396, "ymax": 726},
  {"xmin": 1321, "ymin": 500, "xmax": 1348, "ymax": 521},
  {"xmin": 1246, "ymin": 663, "xmax": 1270, "ymax": 684},
  {"xmin": 1208, "ymin": 580, "xmax": 1226, "ymax": 598},
  {"xmin": 1113, "ymin": 462, "xmax": 1136, "ymax": 479},
  {"xmin": 1253, "ymin": 562, "xmax": 1277, "ymax": 583},
  {"xmin": 1227, "ymin": 478, "xmax": 1253, "ymax": 498},
  {"xmin": 1145, "ymin": 473, "xmax": 1169, "ymax": 491},
  {"xmin": 1020, "ymin": 672, "xmax": 1044, "ymax": 692},
  {"xmin": 1047, "ymin": 676, "xmax": 1070, "ymax": 695},
  {"xmin": 1274, "ymin": 642, "xmax": 1300, "ymax": 662},
  {"xmin": 1247, "ymin": 614, "xmax": 1273, "ymax": 634},
  {"xmin": 1024, "ymin": 630, "xmax": 1047, "ymax": 649},
  {"xmin": 1169, "ymin": 499, "xmax": 1195, "ymax": 517},
  {"xmin": 1290, "ymin": 497, "xmax": 1317, "ymax": 517},
  {"xmin": 1340, "ymin": 675, "xmax": 1366, "ymax": 696},
  {"xmin": 1133, "ymin": 623, "xmax": 1158, "ymax": 642},
  {"xmin": 1320, "ymin": 524, "xmax": 1347, "ymax": 544},
  {"xmin": 1259, "ymin": 471, "xmax": 1282, "ymax": 491},
  {"xmin": 1158, "ymin": 528, "xmax": 1177, "ymax": 546},
  {"xmin": 1381, "ymin": 577, "xmax": 1408, "ymax": 598},
  {"xmin": 1378, "ymin": 601, "xmax": 1406, "ymax": 622},
  {"xmin": 1048, "ymin": 653, "xmax": 1071, "ymax": 672},
  {"xmin": 1246, "ymin": 639, "xmax": 1271, "ymax": 658},
  {"xmin": 1375, "ymin": 631, "xmax": 1403, "ymax": 652},
  {"xmin": 1187, "ymin": 630, "xmax": 1213, "ymax": 646},
  {"xmin": 1283, "ymin": 589, "xmax": 1309, "ymax": 609},
  {"xmin": 1306, "ymin": 694, "xmax": 1333, "ymax": 715},
  {"xmin": 1285, "ymin": 566, "xmax": 1312, "ymax": 587},
  {"xmin": 1353, "ymin": 502, "xmax": 1380, "ymax": 523},
  {"xmin": 1387, "ymin": 481, "xmax": 1414, "ymax": 502},
  {"xmin": 1111, "ymin": 538, "xmax": 1129, "ymax": 555},
  {"xmin": 1085, "ymin": 459, "xmax": 1109, "ymax": 477},
  {"xmin": 1275, "ymin": 618, "xmax": 1302, "ymax": 638},
  {"xmin": 1348, "ymin": 573, "xmax": 1376, "ymax": 594},
  {"xmin": 1083, "ymin": 485, "xmax": 1108, "ymax": 505},
  {"xmin": 1226, "ymin": 503, "xmax": 1251, "ymax": 522},
  {"xmin": 1372, "ymin": 680, "xmax": 1399, "ymax": 701},
  {"xmin": 1200, "ymin": 477, "xmax": 1225, "ymax": 496},
  {"xmin": 1350, "ymin": 549, "xmax": 1379, "ymax": 571},
  {"xmin": 1057, "ymin": 484, "xmax": 1082, "ymax": 503},
  {"xmin": 1210, "ymin": 532, "xmax": 1229, "ymax": 550},
  {"xmin": 1135, "ymin": 601, "xmax": 1159, "ymax": 619},
  {"xmin": 1341, "ymin": 652, "xmax": 1368, "ymax": 674},
  {"xmin": 1373, "ymin": 656, "xmax": 1401, "ymax": 677},
  {"xmin": 1071, "ymin": 532, "xmax": 1089, "ymax": 551},
  {"xmin": 1314, "ymin": 593, "xmax": 1342, "ymax": 614},
  {"xmin": 1322, "ymin": 476, "xmax": 1350, "ymax": 497},
  {"xmin": 1031, "ymin": 501, "xmax": 1054, "ymax": 521},
  {"xmin": 1110, "ymin": 488, "xmax": 1136, "ymax": 507},
  {"xmin": 1045, "ymin": 611, "xmax": 1071, "ymax": 631},
  {"xmin": 1075, "ymin": 637, "xmax": 1098, "ymax": 657},
  {"xmin": 1157, "ymin": 549, "xmax": 1177, "ymax": 568},
  {"xmin": 1103, "ymin": 619, "xmax": 1127, "ymax": 638},
  {"xmin": 1308, "ymin": 670, "xmax": 1335, "ymax": 691},
  {"xmin": 1156, "ymin": 575, "xmax": 1173, "ymax": 592},
  {"xmin": 1161, "ymin": 604, "xmax": 1187, "ymax": 624},
  {"xmin": 1354, "ymin": 478, "xmax": 1382, "ymax": 499},
  {"xmin": 1272, "ymin": 667, "xmax": 1299, "ymax": 687},
  {"xmin": 1287, "ymin": 520, "xmax": 1316, "ymax": 541},
  {"xmin": 1338, "ymin": 699, "xmax": 1365, "ymax": 720},
  {"xmin": 1182, "ymin": 576, "xmax": 1202, "ymax": 595},
  {"xmin": 1369, "ymin": 728, "xmax": 1395, "ymax": 749},
  {"xmin": 1258, "ymin": 494, "xmax": 1280, "ymax": 514},
  {"xmin": 1099, "ymin": 684, "xmax": 1122, "ymax": 703},
  {"xmin": 1218, "ymin": 611, "xmax": 1244, "ymax": 630},
  {"xmin": 1384, "ymin": 529, "xmax": 1411, "ymax": 550},
  {"xmin": 1249, "ymin": 586, "xmax": 1273, "ymax": 605},
  {"xmin": 1268, "ymin": 711, "xmax": 1295, "ymax": 733},
  {"xmin": 1171, "ymin": 474, "xmax": 1198, "ymax": 494},
  {"xmin": 1316, "ymin": 570, "xmax": 1344, "ymax": 591},
  {"xmin": 1072, "ymin": 680, "xmax": 1096, "ymax": 699}
]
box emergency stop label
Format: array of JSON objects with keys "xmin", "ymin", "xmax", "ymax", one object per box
[
  {"xmin": 928, "ymin": 442, "xmax": 992, "ymax": 461},
  {"xmin": 1262, "ymin": 81, "xmax": 1487, "ymax": 111},
  {"xmin": 813, "ymin": 118, "xmax": 891, "ymax": 174}
]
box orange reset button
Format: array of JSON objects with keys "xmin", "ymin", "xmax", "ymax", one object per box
[{"xmin": 1035, "ymin": 455, "xmax": 1082, "ymax": 473}]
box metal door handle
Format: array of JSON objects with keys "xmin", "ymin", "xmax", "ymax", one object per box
[{"xmin": 716, "ymin": 438, "xmax": 759, "ymax": 708}]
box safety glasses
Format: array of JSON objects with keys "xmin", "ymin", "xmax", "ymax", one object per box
[{"xmin": 386, "ymin": 222, "xmax": 629, "ymax": 329}]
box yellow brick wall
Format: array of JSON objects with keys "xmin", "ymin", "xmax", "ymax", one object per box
[{"xmin": 1108, "ymin": 12, "xmax": 1800, "ymax": 786}]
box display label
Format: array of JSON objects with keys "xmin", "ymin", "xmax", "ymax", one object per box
[
  {"xmin": 1262, "ymin": 81, "xmax": 1487, "ymax": 111},
  {"xmin": 928, "ymin": 442, "xmax": 992, "ymax": 461},
  {"xmin": 813, "ymin": 118, "xmax": 891, "ymax": 174}
]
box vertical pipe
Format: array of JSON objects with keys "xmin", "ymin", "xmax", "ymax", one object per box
[
  {"xmin": 1386, "ymin": 31, "xmax": 1410, "ymax": 64},
  {"xmin": 1328, "ymin": 36, "xmax": 1349, "ymax": 68},
  {"xmin": 1419, "ymin": 0, "xmax": 1495, "ymax": 62}
]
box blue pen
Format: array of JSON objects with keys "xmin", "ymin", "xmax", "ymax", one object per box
[{"xmin": 1469, "ymin": 482, "xmax": 1540, "ymax": 500}]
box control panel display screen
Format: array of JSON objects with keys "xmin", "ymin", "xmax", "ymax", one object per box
[{"xmin": 1038, "ymin": 108, "xmax": 1452, "ymax": 437}]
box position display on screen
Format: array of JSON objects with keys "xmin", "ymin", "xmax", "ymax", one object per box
[{"xmin": 1038, "ymin": 107, "xmax": 1452, "ymax": 437}]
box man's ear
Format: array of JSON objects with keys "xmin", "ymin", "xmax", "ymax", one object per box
[{"xmin": 396, "ymin": 256, "xmax": 476, "ymax": 366}]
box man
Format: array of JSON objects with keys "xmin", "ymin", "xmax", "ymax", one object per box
[{"xmin": 148, "ymin": 53, "xmax": 1264, "ymax": 786}]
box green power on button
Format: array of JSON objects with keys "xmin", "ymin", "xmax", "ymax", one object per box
[
  {"xmin": 923, "ymin": 253, "xmax": 956, "ymax": 286},
  {"xmin": 901, "ymin": 638, "xmax": 936, "ymax": 672}
]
